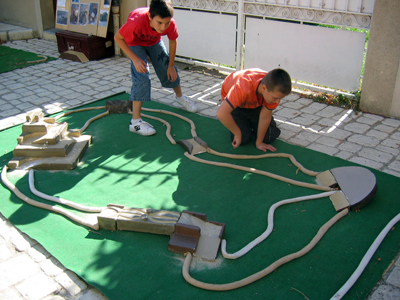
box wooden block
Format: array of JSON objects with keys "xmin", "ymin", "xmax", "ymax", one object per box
[
  {"xmin": 168, "ymin": 233, "xmax": 199, "ymax": 254},
  {"xmin": 175, "ymin": 223, "xmax": 201, "ymax": 238}
]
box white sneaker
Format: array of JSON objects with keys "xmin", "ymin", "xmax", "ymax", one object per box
[
  {"xmin": 129, "ymin": 119, "xmax": 156, "ymax": 136},
  {"xmin": 175, "ymin": 95, "xmax": 198, "ymax": 113}
]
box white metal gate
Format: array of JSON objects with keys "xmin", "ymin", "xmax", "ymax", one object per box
[{"xmin": 162, "ymin": 0, "xmax": 375, "ymax": 92}]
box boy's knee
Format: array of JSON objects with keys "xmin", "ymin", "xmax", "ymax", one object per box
[{"xmin": 264, "ymin": 126, "xmax": 281, "ymax": 144}]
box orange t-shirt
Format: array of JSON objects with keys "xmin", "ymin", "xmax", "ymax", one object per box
[{"xmin": 221, "ymin": 69, "xmax": 279, "ymax": 110}]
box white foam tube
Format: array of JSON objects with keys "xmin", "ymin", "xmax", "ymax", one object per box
[
  {"xmin": 222, "ymin": 190, "xmax": 339, "ymax": 259},
  {"xmin": 53, "ymin": 106, "xmax": 106, "ymax": 121},
  {"xmin": 142, "ymin": 107, "xmax": 197, "ymax": 138},
  {"xmin": 183, "ymin": 208, "xmax": 349, "ymax": 291},
  {"xmin": 1, "ymin": 166, "xmax": 99, "ymax": 230},
  {"xmin": 29, "ymin": 169, "xmax": 106, "ymax": 213},
  {"xmin": 331, "ymin": 212, "xmax": 400, "ymax": 300}
]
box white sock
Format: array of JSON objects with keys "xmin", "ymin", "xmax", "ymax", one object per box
[{"xmin": 131, "ymin": 118, "xmax": 142, "ymax": 125}]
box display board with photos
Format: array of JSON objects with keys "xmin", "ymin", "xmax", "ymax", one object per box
[{"xmin": 55, "ymin": 0, "xmax": 112, "ymax": 38}]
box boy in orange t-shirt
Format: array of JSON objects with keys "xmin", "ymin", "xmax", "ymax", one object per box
[{"xmin": 217, "ymin": 68, "xmax": 292, "ymax": 152}]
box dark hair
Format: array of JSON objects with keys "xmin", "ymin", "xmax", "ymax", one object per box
[
  {"xmin": 262, "ymin": 68, "xmax": 292, "ymax": 95},
  {"xmin": 149, "ymin": 0, "xmax": 174, "ymax": 19}
]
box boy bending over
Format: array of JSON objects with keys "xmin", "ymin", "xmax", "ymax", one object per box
[
  {"xmin": 217, "ymin": 68, "xmax": 291, "ymax": 152},
  {"xmin": 114, "ymin": 0, "xmax": 197, "ymax": 136}
]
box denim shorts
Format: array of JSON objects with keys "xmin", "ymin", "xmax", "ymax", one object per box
[{"xmin": 128, "ymin": 40, "xmax": 180, "ymax": 102}]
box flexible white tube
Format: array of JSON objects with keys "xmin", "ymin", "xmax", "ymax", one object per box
[
  {"xmin": 1, "ymin": 166, "xmax": 99, "ymax": 230},
  {"xmin": 183, "ymin": 208, "xmax": 349, "ymax": 291},
  {"xmin": 142, "ymin": 107, "xmax": 197, "ymax": 138},
  {"xmin": 53, "ymin": 106, "xmax": 106, "ymax": 121},
  {"xmin": 222, "ymin": 190, "xmax": 338, "ymax": 259},
  {"xmin": 28, "ymin": 170, "xmax": 106, "ymax": 213},
  {"xmin": 331, "ymin": 212, "xmax": 400, "ymax": 300},
  {"xmin": 184, "ymin": 152, "xmax": 332, "ymax": 192}
]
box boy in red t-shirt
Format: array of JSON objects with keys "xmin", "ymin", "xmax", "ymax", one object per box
[
  {"xmin": 114, "ymin": 0, "xmax": 197, "ymax": 136},
  {"xmin": 217, "ymin": 68, "xmax": 292, "ymax": 152}
]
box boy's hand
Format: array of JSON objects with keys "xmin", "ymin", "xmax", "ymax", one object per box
[
  {"xmin": 167, "ymin": 65, "xmax": 178, "ymax": 82},
  {"xmin": 256, "ymin": 142, "xmax": 277, "ymax": 152},
  {"xmin": 232, "ymin": 134, "xmax": 242, "ymax": 149},
  {"xmin": 133, "ymin": 58, "xmax": 148, "ymax": 73}
]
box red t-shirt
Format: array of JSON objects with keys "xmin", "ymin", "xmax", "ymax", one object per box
[
  {"xmin": 221, "ymin": 69, "xmax": 279, "ymax": 110},
  {"xmin": 118, "ymin": 7, "xmax": 178, "ymax": 47}
]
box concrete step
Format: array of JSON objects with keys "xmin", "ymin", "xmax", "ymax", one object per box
[
  {"xmin": 43, "ymin": 28, "xmax": 64, "ymax": 42},
  {"xmin": 0, "ymin": 23, "xmax": 38, "ymax": 42},
  {"xmin": 0, "ymin": 23, "xmax": 62, "ymax": 43}
]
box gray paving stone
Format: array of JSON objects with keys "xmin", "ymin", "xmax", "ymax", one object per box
[
  {"xmin": 315, "ymin": 136, "xmax": 341, "ymax": 147},
  {"xmin": 299, "ymin": 102, "xmax": 327, "ymax": 114},
  {"xmin": 281, "ymin": 102, "xmax": 304, "ymax": 110},
  {"xmin": 368, "ymin": 284, "xmax": 400, "ymax": 300},
  {"xmin": 0, "ymin": 103, "xmax": 14, "ymax": 111},
  {"xmin": 295, "ymin": 131, "xmax": 322, "ymax": 142},
  {"xmin": 0, "ymin": 244, "xmax": 13, "ymax": 262},
  {"xmin": 344, "ymin": 122, "xmax": 371, "ymax": 134},
  {"xmin": 40, "ymin": 257, "xmax": 66, "ymax": 277},
  {"xmin": 357, "ymin": 116, "xmax": 380, "ymax": 125},
  {"xmin": 7, "ymin": 83, "xmax": 26, "ymax": 90},
  {"xmin": 376, "ymin": 145, "xmax": 400, "ymax": 156},
  {"xmin": 282, "ymin": 93, "xmax": 300, "ymax": 101},
  {"xmin": 278, "ymin": 130, "xmax": 297, "ymax": 140},
  {"xmin": 11, "ymin": 231, "xmax": 37, "ymax": 252},
  {"xmin": 28, "ymin": 244, "xmax": 51, "ymax": 263},
  {"xmin": 382, "ymin": 118, "xmax": 400, "ymax": 128},
  {"xmin": 0, "ymin": 89, "xmax": 10, "ymax": 96},
  {"xmin": 291, "ymin": 113, "xmax": 320, "ymax": 126},
  {"xmin": 287, "ymin": 137, "xmax": 312, "ymax": 147},
  {"xmin": 375, "ymin": 124, "xmax": 397, "ymax": 134},
  {"xmin": 347, "ymin": 135, "xmax": 380, "ymax": 147},
  {"xmin": 0, "ymin": 288, "xmax": 24, "ymax": 300},
  {"xmin": 76, "ymin": 288, "xmax": 108, "ymax": 300},
  {"xmin": 388, "ymin": 161, "xmax": 400, "ymax": 173},
  {"xmin": 316, "ymin": 106, "xmax": 345, "ymax": 118},
  {"xmin": 386, "ymin": 267, "xmax": 400, "ymax": 288},
  {"xmin": 29, "ymin": 96, "xmax": 51, "ymax": 105},
  {"xmin": 349, "ymin": 157, "xmax": 383, "ymax": 169},
  {"xmin": 334, "ymin": 150, "xmax": 353, "ymax": 160},
  {"xmin": 324, "ymin": 128, "xmax": 352, "ymax": 140},
  {"xmin": 0, "ymin": 254, "xmax": 41, "ymax": 290},
  {"xmin": 42, "ymin": 295, "xmax": 65, "ymax": 300},
  {"xmin": 364, "ymin": 113, "xmax": 385, "ymax": 121},
  {"xmin": 56, "ymin": 271, "xmax": 87, "ymax": 296},
  {"xmin": 381, "ymin": 139, "xmax": 400, "ymax": 149},
  {"xmin": 358, "ymin": 148, "xmax": 393, "ymax": 163},
  {"xmin": 2, "ymin": 93, "xmax": 21, "ymax": 101},
  {"xmin": 318, "ymin": 118, "xmax": 337, "ymax": 128},
  {"xmin": 16, "ymin": 272, "xmax": 60, "ymax": 300},
  {"xmin": 367, "ymin": 129, "xmax": 389, "ymax": 140},
  {"xmin": 81, "ymin": 78, "xmax": 100, "ymax": 85},
  {"xmin": 307, "ymin": 143, "xmax": 339, "ymax": 156},
  {"xmin": 275, "ymin": 107, "xmax": 300, "ymax": 119},
  {"xmin": 390, "ymin": 132, "xmax": 400, "ymax": 141}
]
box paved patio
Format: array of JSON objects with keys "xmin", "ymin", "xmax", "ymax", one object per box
[{"xmin": 0, "ymin": 24, "xmax": 400, "ymax": 300}]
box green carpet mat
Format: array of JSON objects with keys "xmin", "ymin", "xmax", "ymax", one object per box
[
  {"xmin": 1, "ymin": 93, "xmax": 399, "ymax": 300},
  {"xmin": 0, "ymin": 45, "xmax": 57, "ymax": 73}
]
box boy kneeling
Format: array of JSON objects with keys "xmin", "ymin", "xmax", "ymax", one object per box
[{"xmin": 217, "ymin": 68, "xmax": 291, "ymax": 152}]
